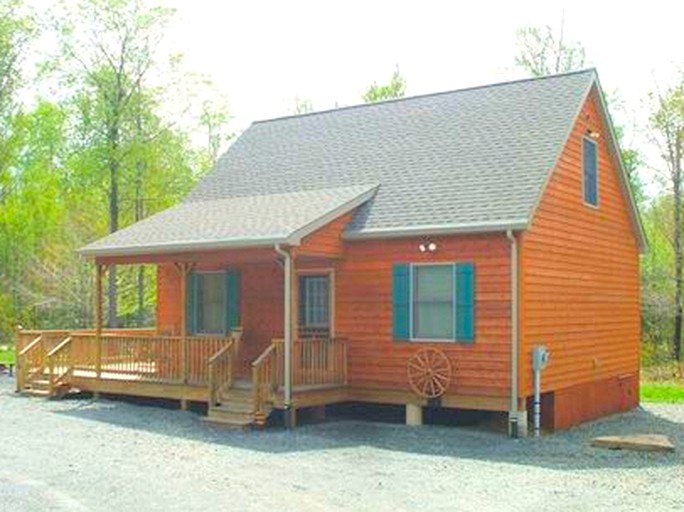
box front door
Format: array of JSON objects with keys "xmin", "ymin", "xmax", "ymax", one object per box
[{"xmin": 298, "ymin": 274, "xmax": 331, "ymax": 340}]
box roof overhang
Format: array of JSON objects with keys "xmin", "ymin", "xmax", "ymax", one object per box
[
  {"xmin": 343, "ymin": 219, "xmax": 529, "ymax": 240},
  {"xmin": 79, "ymin": 184, "xmax": 378, "ymax": 259}
]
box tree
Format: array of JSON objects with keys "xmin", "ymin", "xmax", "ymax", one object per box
[
  {"xmin": 0, "ymin": 0, "xmax": 36, "ymax": 199},
  {"xmin": 514, "ymin": 22, "xmax": 586, "ymax": 77},
  {"xmin": 362, "ymin": 67, "xmax": 406, "ymax": 103},
  {"xmin": 651, "ymin": 81, "xmax": 684, "ymax": 363},
  {"xmin": 55, "ymin": 0, "xmax": 175, "ymax": 327},
  {"xmin": 293, "ymin": 97, "xmax": 314, "ymax": 115}
]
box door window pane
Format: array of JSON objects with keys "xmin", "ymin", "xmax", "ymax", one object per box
[{"xmin": 299, "ymin": 276, "xmax": 329, "ymax": 327}]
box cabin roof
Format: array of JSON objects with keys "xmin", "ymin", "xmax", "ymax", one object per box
[
  {"xmin": 189, "ymin": 69, "xmax": 598, "ymax": 235},
  {"xmin": 79, "ymin": 184, "xmax": 378, "ymax": 257},
  {"xmin": 80, "ymin": 69, "xmax": 646, "ymax": 257}
]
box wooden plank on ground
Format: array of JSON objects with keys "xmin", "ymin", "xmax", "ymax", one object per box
[{"xmin": 590, "ymin": 434, "xmax": 675, "ymax": 453}]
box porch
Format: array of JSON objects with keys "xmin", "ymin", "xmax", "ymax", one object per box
[{"xmin": 15, "ymin": 328, "xmax": 348, "ymax": 426}]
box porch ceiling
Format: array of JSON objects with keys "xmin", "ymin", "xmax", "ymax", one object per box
[{"xmin": 79, "ymin": 184, "xmax": 378, "ymax": 259}]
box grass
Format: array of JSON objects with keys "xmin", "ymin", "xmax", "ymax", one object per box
[
  {"xmin": 641, "ymin": 382, "xmax": 684, "ymax": 403},
  {"xmin": 0, "ymin": 345, "xmax": 15, "ymax": 366}
]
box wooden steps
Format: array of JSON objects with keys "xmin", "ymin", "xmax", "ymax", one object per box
[
  {"xmin": 21, "ymin": 377, "xmax": 72, "ymax": 398},
  {"xmin": 203, "ymin": 387, "xmax": 272, "ymax": 427}
]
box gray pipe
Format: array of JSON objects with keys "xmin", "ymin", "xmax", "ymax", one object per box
[
  {"xmin": 274, "ymin": 244, "xmax": 293, "ymax": 427},
  {"xmin": 506, "ymin": 230, "xmax": 520, "ymax": 438}
]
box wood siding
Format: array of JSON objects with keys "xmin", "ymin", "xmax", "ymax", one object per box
[
  {"xmin": 156, "ymin": 250, "xmax": 284, "ymax": 375},
  {"xmin": 294, "ymin": 210, "xmax": 354, "ymax": 259},
  {"xmin": 519, "ymin": 89, "xmax": 640, "ymax": 400},
  {"xmin": 336, "ymin": 234, "xmax": 512, "ymax": 399}
]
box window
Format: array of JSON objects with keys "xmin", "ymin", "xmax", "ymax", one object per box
[
  {"xmin": 187, "ymin": 270, "xmax": 240, "ymax": 335},
  {"xmin": 413, "ymin": 265, "xmax": 454, "ymax": 340},
  {"xmin": 583, "ymin": 137, "xmax": 598, "ymax": 206},
  {"xmin": 392, "ymin": 262, "xmax": 475, "ymax": 342},
  {"xmin": 392, "ymin": 263, "xmax": 475, "ymax": 342},
  {"xmin": 299, "ymin": 275, "xmax": 330, "ymax": 328}
]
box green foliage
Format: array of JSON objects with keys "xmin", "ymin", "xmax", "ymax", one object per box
[
  {"xmin": 640, "ymin": 382, "xmax": 684, "ymax": 403},
  {"xmin": 515, "ymin": 25, "xmax": 586, "ymax": 77},
  {"xmin": 0, "ymin": 0, "xmax": 231, "ymax": 343},
  {"xmin": 363, "ymin": 68, "xmax": 406, "ymax": 103},
  {"xmin": 0, "ymin": 345, "xmax": 15, "ymax": 366}
]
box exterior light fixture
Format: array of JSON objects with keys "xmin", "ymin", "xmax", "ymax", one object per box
[
  {"xmin": 419, "ymin": 242, "xmax": 438, "ymax": 253},
  {"xmin": 586, "ymin": 128, "xmax": 601, "ymax": 140}
]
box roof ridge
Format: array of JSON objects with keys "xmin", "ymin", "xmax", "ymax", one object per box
[{"xmin": 252, "ymin": 68, "xmax": 597, "ymax": 126}]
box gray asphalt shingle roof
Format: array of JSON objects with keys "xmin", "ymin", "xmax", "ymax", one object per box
[
  {"xmin": 80, "ymin": 184, "xmax": 378, "ymax": 256},
  {"xmin": 82, "ymin": 69, "xmax": 645, "ymax": 257},
  {"xmin": 187, "ymin": 69, "xmax": 597, "ymax": 237}
]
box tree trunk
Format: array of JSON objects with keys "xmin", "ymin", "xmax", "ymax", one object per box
[
  {"xmin": 673, "ymin": 137, "xmax": 682, "ymax": 362},
  {"xmin": 135, "ymin": 108, "xmax": 145, "ymax": 326},
  {"xmin": 107, "ymin": 144, "xmax": 119, "ymax": 329}
]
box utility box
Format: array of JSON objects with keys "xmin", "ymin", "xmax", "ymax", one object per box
[{"xmin": 532, "ymin": 345, "xmax": 550, "ymax": 371}]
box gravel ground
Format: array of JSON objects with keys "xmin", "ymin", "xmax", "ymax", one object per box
[{"xmin": 1, "ymin": 376, "xmax": 683, "ymax": 512}]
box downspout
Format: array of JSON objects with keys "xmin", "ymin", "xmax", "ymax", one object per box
[
  {"xmin": 275, "ymin": 243, "xmax": 294, "ymax": 428},
  {"xmin": 506, "ymin": 230, "xmax": 520, "ymax": 438}
]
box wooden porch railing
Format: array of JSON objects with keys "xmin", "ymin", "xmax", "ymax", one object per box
[
  {"xmin": 16, "ymin": 328, "xmax": 236, "ymax": 390},
  {"xmin": 292, "ymin": 337, "xmax": 348, "ymax": 387},
  {"xmin": 273, "ymin": 338, "xmax": 349, "ymax": 387}
]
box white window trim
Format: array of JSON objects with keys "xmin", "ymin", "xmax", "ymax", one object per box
[
  {"xmin": 409, "ymin": 262, "xmax": 457, "ymax": 343},
  {"xmin": 582, "ymin": 135, "xmax": 600, "ymax": 209},
  {"xmin": 296, "ymin": 268, "xmax": 335, "ymax": 337}
]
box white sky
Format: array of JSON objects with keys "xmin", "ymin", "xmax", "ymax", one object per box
[
  {"xmin": 162, "ymin": 0, "xmax": 681, "ymax": 132},
  {"xmin": 29, "ymin": 0, "xmax": 684, "ymax": 193}
]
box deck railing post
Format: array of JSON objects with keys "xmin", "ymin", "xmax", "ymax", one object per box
[
  {"xmin": 95, "ymin": 263, "xmax": 105, "ymax": 380},
  {"xmin": 177, "ymin": 262, "xmax": 192, "ymax": 386}
]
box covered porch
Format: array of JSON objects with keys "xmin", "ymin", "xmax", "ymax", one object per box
[{"xmin": 16, "ymin": 245, "xmax": 349, "ymax": 426}]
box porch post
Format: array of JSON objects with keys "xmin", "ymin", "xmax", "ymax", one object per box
[
  {"xmin": 176, "ymin": 262, "xmax": 192, "ymax": 410},
  {"xmin": 95, "ymin": 263, "xmax": 106, "ymax": 384}
]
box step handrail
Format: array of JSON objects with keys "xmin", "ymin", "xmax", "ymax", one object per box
[
  {"xmin": 47, "ymin": 336, "xmax": 73, "ymax": 395},
  {"xmin": 251, "ymin": 342, "xmax": 279, "ymax": 423},
  {"xmin": 208, "ymin": 339, "xmax": 235, "ymax": 406},
  {"xmin": 17, "ymin": 335, "xmax": 44, "ymax": 391},
  {"xmin": 18, "ymin": 335, "xmax": 42, "ymax": 357}
]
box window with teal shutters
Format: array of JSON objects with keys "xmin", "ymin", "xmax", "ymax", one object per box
[
  {"xmin": 225, "ymin": 269, "xmax": 241, "ymax": 332},
  {"xmin": 392, "ymin": 264, "xmax": 411, "ymax": 340},
  {"xmin": 392, "ymin": 262, "xmax": 476, "ymax": 342},
  {"xmin": 455, "ymin": 263, "xmax": 475, "ymax": 342}
]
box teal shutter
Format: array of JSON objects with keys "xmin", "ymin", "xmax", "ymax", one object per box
[
  {"xmin": 225, "ymin": 269, "xmax": 241, "ymax": 333},
  {"xmin": 455, "ymin": 263, "xmax": 475, "ymax": 342},
  {"xmin": 186, "ymin": 272, "xmax": 198, "ymax": 334},
  {"xmin": 392, "ymin": 264, "xmax": 411, "ymax": 340}
]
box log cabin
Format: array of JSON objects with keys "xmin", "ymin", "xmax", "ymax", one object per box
[{"xmin": 15, "ymin": 69, "xmax": 646, "ymax": 436}]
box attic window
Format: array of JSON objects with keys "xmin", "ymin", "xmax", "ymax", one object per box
[{"xmin": 583, "ymin": 137, "xmax": 598, "ymax": 207}]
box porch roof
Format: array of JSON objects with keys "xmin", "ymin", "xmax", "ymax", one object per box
[{"xmin": 79, "ymin": 184, "xmax": 378, "ymax": 258}]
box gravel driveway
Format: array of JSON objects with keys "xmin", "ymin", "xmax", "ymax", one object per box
[{"xmin": 1, "ymin": 376, "xmax": 682, "ymax": 511}]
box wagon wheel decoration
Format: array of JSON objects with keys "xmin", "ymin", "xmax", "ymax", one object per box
[{"xmin": 407, "ymin": 348, "xmax": 452, "ymax": 398}]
